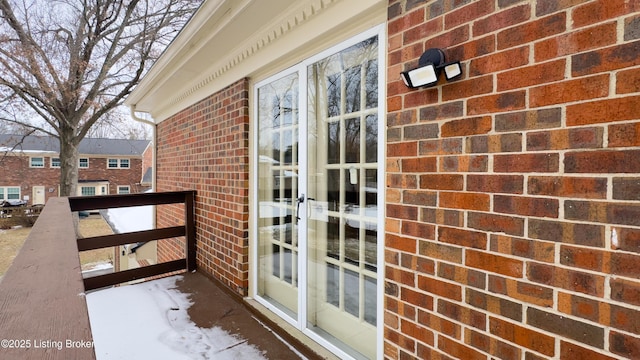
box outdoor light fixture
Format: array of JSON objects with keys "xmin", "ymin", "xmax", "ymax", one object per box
[{"xmin": 401, "ymin": 48, "xmax": 462, "ymax": 88}]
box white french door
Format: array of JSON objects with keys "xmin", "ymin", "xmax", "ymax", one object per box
[{"xmin": 254, "ymin": 26, "xmax": 384, "ymax": 360}]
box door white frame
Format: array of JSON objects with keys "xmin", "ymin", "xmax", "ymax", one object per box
[{"xmin": 250, "ymin": 24, "xmax": 386, "ymax": 360}]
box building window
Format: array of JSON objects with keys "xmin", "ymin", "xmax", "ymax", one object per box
[
  {"xmin": 108, "ymin": 158, "xmax": 130, "ymax": 169},
  {"xmin": 30, "ymin": 157, "xmax": 44, "ymax": 168},
  {"xmin": 81, "ymin": 187, "xmax": 96, "ymax": 196},
  {"xmin": 0, "ymin": 187, "xmax": 21, "ymax": 200},
  {"xmin": 117, "ymin": 186, "xmax": 130, "ymax": 194},
  {"xmin": 79, "ymin": 158, "xmax": 89, "ymax": 168},
  {"xmin": 51, "ymin": 157, "xmax": 61, "ymax": 168}
]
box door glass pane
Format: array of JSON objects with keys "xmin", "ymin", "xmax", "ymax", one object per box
[
  {"xmin": 256, "ymin": 72, "xmax": 299, "ymax": 317},
  {"xmin": 306, "ymin": 35, "xmax": 378, "ymax": 360}
]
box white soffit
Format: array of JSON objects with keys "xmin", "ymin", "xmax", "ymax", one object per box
[{"xmin": 125, "ymin": 0, "xmax": 386, "ymax": 123}]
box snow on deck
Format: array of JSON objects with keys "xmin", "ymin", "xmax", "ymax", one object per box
[{"xmin": 86, "ymin": 276, "xmax": 267, "ymax": 360}]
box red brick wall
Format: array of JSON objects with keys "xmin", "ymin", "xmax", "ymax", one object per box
[
  {"xmin": 386, "ymin": 1, "xmax": 640, "ymax": 359},
  {"xmin": 155, "ymin": 79, "xmax": 250, "ymax": 296},
  {"xmin": 0, "ymin": 155, "xmax": 145, "ymax": 204}
]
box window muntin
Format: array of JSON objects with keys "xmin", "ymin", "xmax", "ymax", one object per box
[
  {"xmin": 108, "ymin": 158, "xmax": 130, "ymax": 169},
  {"xmin": 51, "ymin": 157, "xmax": 61, "ymax": 168},
  {"xmin": 79, "ymin": 158, "xmax": 89, "ymax": 168},
  {"xmin": 81, "ymin": 187, "xmax": 96, "ymax": 196},
  {"xmin": 117, "ymin": 186, "xmax": 130, "ymax": 194}
]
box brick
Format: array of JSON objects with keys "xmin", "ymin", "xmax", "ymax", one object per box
[
  {"xmin": 441, "ymin": 116, "xmax": 492, "ymax": 137},
  {"xmin": 561, "ymin": 342, "xmax": 617, "ymax": 360},
  {"xmin": 419, "ymin": 101, "xmax": 464, "ymax": 121},
  {"xmin": 565, "ymin": 150, "xmax": 640, "ymax": 173},
  {"xmin": 419, "ymin": 138, "xmax": 463, "ymax": 155},
  {"xmin": 402, "ymin": 221, "xmax": 436, "ymax": 239},
  {"xmin": 528, "ymin": 176, "xmax": 607, "ymax": 199},
  {"xmin": 388, "ymin": 141, "xmax": 418, "ymax": 157},
  {"xmin": 401, "ymin": 318, "xmax": 434, "ymax": 345},
  {"xmin": 401, "ymin": 287, "xmax": 434, "ymax": 311},
  {"xmin": 467, "ymin": 174, "xmax": 524, "ymax": 194},
  {"xmin": 613, "ymin": 177, "xmax": 640, "ymax": 200},
  {"xmin": 527, "ymin": 262, "xmax": 605, "ymax": 296},
  {"xmin": 466, "ymin": 288, "xmax": 523, "ymax": 321},
  {"xmin": 444, "ymin": 0, "xmax": 494, "ymax": 30},
  {"xmin": 419, "ymin": 174, "xmax": 463, "ymax": 190},
  {"xmin": 611, "ymin": 251, "xmax": 640, "ymax": 279},
  {"xmin": 465, "ymin": 329, "xmax": 521, "ymax": 360},
  {"xmin": 528, "ymin": 307, "xmax": 604, "ymax": 348},
  {"xmin": 448, "ymin": 35, "xmax": 495, "ymax": 62},
  {"xmin": 385, "ymin": 328, "xmax": 416, "ymax": 353},
  {"xmin": 610, "ymin": 330, "xmax": 640, "ymax": 359},
  {"xmin": 610, "ymin": 303, "xmax": 640, "ymax": 333},
  {"xmin": 529, "ymin": 219, "xmax": 605, "ymax": 247},
  {"xmin": 493, "ymin": 195, "xmax": 559, "ymax": 218},
  {"xmin": 625, "ymin": 14, "xmax": 640, "ymax": 41},
  {"xmin": 467, "ymin": 91, "xmax": 526, "ymax": 115},
  {"xmin": 466, "ymin": 249, "xmax": 523, "ymax": 278},
  {"xmin": 489, "ymin": 317, "xmax": 555, "ymax": 356},
  {"xmin": 469, "ymin": 46, "xmax": 529, "ymax": 76},
  {"xmin": 438, "ymin": 226, "xmax": 487, "ymax": 249},
  {"xmin": 572, "ymin": 41, "xmax": 640, "ymax": 77},
  {"xmin": 426, "ymin": 23, "xmax": 470, "ymax": 49},
  {"xmin": 440, "ymin": 155, "xmax": 488, "ymax": 172},
  {"xmin": 497, "ymin": 13, "xmax": 566, "ymax": 50},
  {"xmin": 386, "ymin": 265, "xmax": 416, "ymax": 287},
  {"xmin": 473, "ymin": 4, "xmax": 530, "ymax": 36},
  {"xmin": 612, "ymin": 227, "xmax": 640, "ymax": 254},
  {"xmin": 530, "ymin": 74, "xmax": 609, "ymax": 108},
  {"xmin": 490, "ymin": 234, "xmax": 555, "ymax": 263},
  {"xmin": 403, "ymin": 123, "xmax": 439, "ymax": 140},
  {"xmin": 418, "ymin": 310, "xmax": 462, "ymax": 341},
  {"xmin": 497, "ymin": 59, "xmax": 566, "ymax": 91},
  {"xmin": 421, "ymin": 207, "xmax": 464, "ymax": 227},
  {"xmin": 468, "ymin": 211, "xmax": 524, "ymax": 236},
  {"xmin": 567, "ymin": 96, "xmax": 640, "ymax": 126},
  {"xmin": 534, "ymin": 22, "xmax": 617, "ymax": 62},
  {"xmin": 559, "ymin": 245, "xmax": 608, "ymax": 272},
  {"xmin": 616, "ymin": 67, "xmax": 640, "ymax": 94},
  {"xmin": 387, "ymin": 173, "xmax": 418, "ymax": 189},
  {"xmin": 388, "ymin": 7, "xmax": 425, "ymax": 36},
  {"xmin": 418, "ymin": 275, "xmax": 462, "ymax": 301},
  {"xmin": 438, "ymin": 299, "xmax": 486, "ymax": 330},
  {"xmin": 438, "ymin": 263, "xmax": 486, "ymax": 289},
  {"xmin": 467, "ymin": 133, "xmax": 523, "ymax": 153},
  {"xmin": 403, "ymin": 190, "xmax": 437, "ymax": 206},
  {"xmin": 489, "ymin": 276, "xmax": 554, "ymax": 307},
  {"xmin": 557, "ymin": 292, "xmax": 601, "ymax": 322},
  {"xmin": 402, "ymin": 157, "xmax": 438, "ymax": 172},
  {"xmin": 565, "ymin": 200, "xmax": 640, "ymax": 226},
  {"xmin": 439, "ymin": 191, "xmax": 490, "ymax": 211},
  {"xmin": 387, "ymin": 204, "xmax": 419, "ymax": 221},
  {"xmin": 402, "ymin": 17, "xmax": 442, "ymax": 45},
  {"xmin": 401, "ymin": 253, "xmax": 436, "ymax": 275},
  {"xmin": 442, "ymin": 75, "xmax": 493, "ymax": 101},
  {"xmin": 437, "ymin": 336, "xmax": 485, "ymax": 360},
  {"xmin": 494, "ymin": 153, "xmax": 559, "ymax": 173},
  {"xmin": 526, "ymin": 127, "xmax": 604, "ymax": 151},
  {"xmin": 611, "ymin": 278, "xmax": 640, "ymax": 307},
  {"xmin": 388, "ymin": 110, "xmax": 417, "ymax": 127},
  {"xmin": 572, "ymin": 0, "xmax": 640, "ymax": 28},
  {"xmin": 535, "ymin": 0, "xmax": 590, "ymax": 16},
  {"xmin": 609, "ymin": 121, "xmax": 640, "ymax": 147},
  {"xmin": 495, "ymin": 108, "xmax": 561, "ymax": 132},
  {"xmin": 419, "ymin": 240, "xmax": 463, "ymax": 264}
]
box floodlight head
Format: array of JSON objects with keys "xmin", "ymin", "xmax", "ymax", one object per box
[{"xmin": 401, "ymin": 48, "xmax": 462, "ymax": 88}]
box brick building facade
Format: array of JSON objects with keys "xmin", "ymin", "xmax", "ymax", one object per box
[
  {"xmin": 0, "ymin": 135, "xmax": 151, "ymax": 205},
  {"xmin": 126, "ymin": 1, "xmax": 640, "ymax": 359}
]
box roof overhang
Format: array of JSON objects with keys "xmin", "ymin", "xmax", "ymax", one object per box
[{"xmin": 125, "ymin": 0, "xmax": 386, "ymax": 123}]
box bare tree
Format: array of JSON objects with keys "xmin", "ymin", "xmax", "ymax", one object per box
[{"xmin": 0, "ymin": 0, "xmax": 200, "ymax": 195}]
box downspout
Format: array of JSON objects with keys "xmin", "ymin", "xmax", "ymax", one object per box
[{"xmin": 129, "ymin": 104, "xmax": 158, "ymax": 229}]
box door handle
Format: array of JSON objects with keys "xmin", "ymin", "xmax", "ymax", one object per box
[{"xmin": 295, "ymin": 194, "xmax": 305, "ymax": 221}]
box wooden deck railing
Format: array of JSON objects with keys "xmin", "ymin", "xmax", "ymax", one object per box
[{"xmin": 69, "ymin": 190, "xmax": 196, "ymax": 291}]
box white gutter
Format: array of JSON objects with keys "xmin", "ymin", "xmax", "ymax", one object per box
[{"xmin": 129, "ymin": 105, "xmax": 157, "ymax": 230}]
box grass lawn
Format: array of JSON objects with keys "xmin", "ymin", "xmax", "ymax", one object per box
[{"xmin": 0, "ymin": 213, "xmax": 115, "ymax": 276}]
